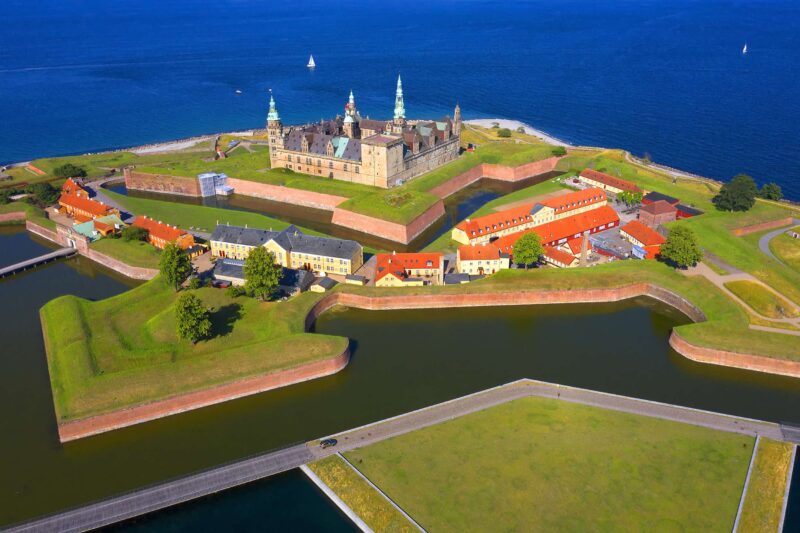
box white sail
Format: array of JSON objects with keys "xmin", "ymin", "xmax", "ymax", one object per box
[
  {"xmin": 307, "ymin": 54, "xmax": 316, "ymax": 68},
  {"xmin": 742, "ymin": 43, "xmax": 748, "ymax": 54}
]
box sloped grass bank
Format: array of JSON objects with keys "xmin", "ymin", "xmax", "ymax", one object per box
[{"xmin": 41, "ymin": 279, "xmax": 346, "ymax": 422}]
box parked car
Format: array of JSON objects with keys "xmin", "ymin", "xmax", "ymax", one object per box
[
  {"xmin": 319, "ymin": 438, "xmax": 338, "ymax": 449},
  {"xmin": 211, "ymin": 280, "xmax": 231, "ymax": 289}
]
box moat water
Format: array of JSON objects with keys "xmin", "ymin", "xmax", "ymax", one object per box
[
  {"xmin": 2, "ymin": 227, "xmax": 800, "ymax": 529},
  {"xmin": 106, "ymin": 174, "xmax": 557, "ymax": 252}
]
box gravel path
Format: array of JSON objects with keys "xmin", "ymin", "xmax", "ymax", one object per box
[{"xmin": 758, "ymin": 218, "xmax": 800, "ymax": 265}]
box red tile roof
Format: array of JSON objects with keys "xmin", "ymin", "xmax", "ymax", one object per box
[
  {"xmin": 566, "ymin": 237, "xmax": 591, "ymax": 255},
  {"xmin": 538, "ymin": 187, "xmax": 607, "ymax": 215},
  {"xmin": 580, "ymin": 169, "xmax": 641, "ymax": 193},
  {"xmin": 58, "ymin": 193, "xmax": 116, "ymax": 217},
  {"xmin": 458, "ymin": 244, "xmax": 506, "ymax": 261},
  {"xmin": 455, "ymin": 188, "xmax": 607, "ymax": 238},
  {"xmin": 640, "ymin": 200, "xmax": 677, "ymax": 215},
  {"xmin": 621, "ymin": 220, "xmax": 666, "ymax": 246},
  {"xmin": 493, "ymin": 205, "xmax": 620, "ymax": 254},
  {"xmin": 133, "ymin": 216, "xmax": 188, "ymax": 242},
  {"xmin": 543, "ymin": 246, "xmax": 578, "ymax": 266},
  {"xmin": 62, "ymin": 178, "xmax": 87, "ymax": 197},
  {"xmin": 455, "ymin": 203, "xmax": 535, "ymax": 237},
  {"xmin": 375, "ymin": 252, "xmax": 443, "ymax": 283}
]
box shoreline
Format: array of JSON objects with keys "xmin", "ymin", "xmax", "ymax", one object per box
[{"xmin": 465, "ymin": 118, "xmax": 571, "ymax": 147}]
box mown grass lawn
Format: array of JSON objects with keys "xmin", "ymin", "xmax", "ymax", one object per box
[
  {"xmin": 769, "ymin": 233, "xmax": 800, "ymax": 272},
  {"xmin": 90, "ymin": 238, "xmax": 162, "ymax": 269},
  {"xmin": 307, "ymin": 456, "xmax": 415, "ymax": 533},
  {"xmin": 724, "ymin": 280, "xmax": 800, "ymax": 319},
  {"xmin": 41, "ymin": 279, "xmax": 346, "ymax": 421},
  {"xmin": 345, "ymin": 396, "xmax": 754, "ymax": 532},
  {"xmin": 737, "ymin": 438, "xmax": 795, "ymax": 533},
  {"xmin": 0, "ymin": 201, "xmax": 56, "ymax": 229}
]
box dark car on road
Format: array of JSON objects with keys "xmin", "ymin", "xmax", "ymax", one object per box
[{"xmin": 319, "ymin": 438, "xmax": 337, "ymax": 449}]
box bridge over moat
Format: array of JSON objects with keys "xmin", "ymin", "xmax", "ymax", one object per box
[{"xmin": 0, "ymin": 247, "xmax": 75, "ymax": 278}]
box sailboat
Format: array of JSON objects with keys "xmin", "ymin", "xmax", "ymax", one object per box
[
  {"xmin": 307, "ymin": 54, "xmax": 316, "ymax": 68},
  {"xmin": 742, "ymin": 43, "xmax": 748, "ymax": 55}
]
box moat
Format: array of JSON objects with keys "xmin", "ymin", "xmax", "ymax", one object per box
[{"xmin": 2, "ymin": 227, "xmax": 800, "ymax": 529}]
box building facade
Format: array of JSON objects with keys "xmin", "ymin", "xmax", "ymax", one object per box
[
  {"xmin": 452, "ymin": 188, "xmax": 609, "ymax": 245},
  {"xmin": 456, "ymin": 244, "xmax": 510, "ymax": 275},
  {"xmin": 133, "ymin": 215, "xmax": 196, "ymax": 250},
  {"xmin": 210, "ymin": 224, "xmax": 363, "ymax": 276},
  {"xmin": 374, "ymin": 252, "xmax": 444, "ymax": 286},
  {"xmin": 578, "ymin": 169, "xmax": 642, "ymax": 195},
  {"xmin": 266, "ymin": 77, "xmax": 461, "ymax": 189}
]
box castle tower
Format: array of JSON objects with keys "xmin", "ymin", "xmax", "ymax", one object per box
[
  {"xmin": 453, "ymin": 103, "xmax": 462, "ymax": 136},
  {"xmin": 393, "ymin": 74, "xmax": 406, "ymax": 126},
  {"xmin": 266, "ymin": 91, "xmax": 284, "ymax": 154},
  {"xmin": 343, "ymin": 90, "xmax": 359, "ymax": 138}
]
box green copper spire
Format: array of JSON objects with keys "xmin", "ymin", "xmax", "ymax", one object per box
[
  {"xmin": 393, "ymin": 74, "xmax": 405, "ymax": 120},
  {"xmin": 267, "ymin": 90, "xmax": 280, "ymax": 122},
  {"xmin": 349, "ymin": 90, "xmax": 355, "ymax": 105}
]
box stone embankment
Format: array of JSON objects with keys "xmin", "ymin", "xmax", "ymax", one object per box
[
  {"xmin": 225, "ymin": 178, "xmax": 347, "ymax": 211},
  {"xmin": 331, "ymin": 202, "xmax": 446, "ymax": 244},
  {"xmin": 57, "ymin": 346, "xmax": 350, "ymax": 442},
  {"xmin": 731, "ymin": 217, "xmax": 795, "ymax": 237},
  {"xmin": 430, "ymin": 156, "xmax": 561, "ymax": 199},
  {"xmin": 25, "ymin": 219, "xmax": 158, "ymax": 280},
  {"xmin": 306, "ymin": 285, "xmax": 800, "ymax": 378},
  {"xmin": 0, "ymin": 211, "xmax": 27, "ymax": 224}
]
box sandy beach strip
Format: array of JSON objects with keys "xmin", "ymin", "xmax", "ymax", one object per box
[{"xmin": 465, "ymin": 118, "xmax": 570, "ymax": 147}]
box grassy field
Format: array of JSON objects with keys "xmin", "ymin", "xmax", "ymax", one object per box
[
  {"xmin": 737, "ymin": 438, "xmax": 795, "ymax": 533},
  {"xmin": 344, "ymin": 396, "xmax": 754, "ymax": 532},
  {"xmin": 41, "ymin": 279, "xmax": 346, "ymax": 421},
  {"xmin": 90, "ymin": 238, "xmax": 162, "ymax": 269},
  {"xmin": 307, "ymin": 456, "xmax": 416, "ymax": 533},
  {"xmin": 724, "ymin": 280, "xmax": 800, "ymax": 319},
  {"xmin": 0, "ymin": 201, "xmax": 56, "ymax": 229},
  {"xmin": 769, "ymin": 233, "xmax": 800, "ymax": 272}
]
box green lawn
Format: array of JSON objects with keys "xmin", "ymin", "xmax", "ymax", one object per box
[
  {"xmin": 769, "ymin": 233, "xmax": 800, "ymax": 272},
  {"xmin": 90, "ymin": 238, "xmax": 162, "ymax": 269},
  {"xmin": 0, "ymin": 201, "xmax": 56, "ymax": 229},
  {"xmin": 345, "ymin": 396, "xmax": 754, "ymax": 532},
  {"xmin": 41, "ymin": 279, "xmax": 346, "ymax": 421},
  {"xmin": 723, "ymin": 280, "xmax": 800, "ymax": 319},
  {"xmin": 737, "ymin": 438, "xmax": 795, "ymax": 533},
  {"xmin": 307, "ymin": 456, "xmax": 415, "ymax": 533}
]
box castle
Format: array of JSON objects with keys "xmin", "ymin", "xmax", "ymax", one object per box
[{"xmin": 266, "ymin": 76, "xmax": 461, "ymax": 189}]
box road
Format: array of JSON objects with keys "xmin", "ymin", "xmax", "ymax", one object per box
[
  {"xmin": 7, "ymin": 378, "xmax": 792, "ymax": 533},
  {"xmin": 758, "ymin": 218, "xmax": 800, "ymax": 265}
]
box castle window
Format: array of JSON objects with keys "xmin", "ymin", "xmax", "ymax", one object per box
[
  {"xmin": 344, "ymin": 164, "xmax": 348, "ymax": 171},
  {"xmin": 317, "ymin": 159, "xmax": 321, "ymax": 166},
  {"xmin": 355, "ymin": 167, "xmax": 360, "ymax": 173},
  {"xmin": 287, "ymin": 155, "xmax": 292, "ymax": 162},
  {"xmin": 306, "ymin": 157, "xmax": 311, "ymax": 165},
  {"xmin": 328, "ymin": 161, "xmax": 333, "ymax": 169}
]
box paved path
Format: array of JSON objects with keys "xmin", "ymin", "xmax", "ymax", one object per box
[
  {"xmin": 758, "ymin": 218, "xmax": 800, "ymax": 265},
  {"xmin": 683, "ymin": 262, "xmax": 800, "ymax": 335},
  {"xmin": 8, "ymin": 378, "xmax": 793, "ymax": 533},
  {"xmin": 0, "ymin": 247, "xmax": 75, "ymax": 278}
]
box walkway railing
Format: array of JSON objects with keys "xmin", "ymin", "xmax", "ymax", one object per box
[{"xmin": 0, "ymin": 247, "xmax": 75, "ymax": 278}]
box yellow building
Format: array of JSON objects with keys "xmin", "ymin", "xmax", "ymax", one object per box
[
  {"xmin": 374, "ymin": 252, "xmax": 444, "ymax": 287},
  {"xmin": 210, "ymin": 224, "xmax": 363, "ymax": 276},
  {"xmin": 456, "ymin": 244, "xmax": 510, "ymax": 275},
  {"xmin": 451, "ymin": 188, "xmax": 609, "ymax": 245}
]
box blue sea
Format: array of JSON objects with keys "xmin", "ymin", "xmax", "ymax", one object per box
[{"xmin": 1, "ymin": 0, "xmax": 799, "ymax": 198}]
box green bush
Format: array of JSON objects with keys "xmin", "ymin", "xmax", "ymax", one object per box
[
  {"xmin": 496, "ymin": 128, "xmax": 512, "ymax": 138},
  {"xmin": 53, "ymin": 163, "xmax": 87, "ymax": 179},
  {"xmin": 121, "ymin": 225, "xmax": 149, "ymax": 242},
  {"xmin": 551, "ymin": 146, "xmax": 567, "ymax": 157}
]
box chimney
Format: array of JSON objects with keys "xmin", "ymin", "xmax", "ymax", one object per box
[{"xmin": 392, "ymin": 250, "xmax": 396, "ymax": 255}]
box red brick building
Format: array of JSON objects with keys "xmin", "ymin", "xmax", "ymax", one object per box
[
  {"xmin": 132, "ymin": 215, "xmax": 195, "ymax": 250},
  {"xmin": 638, "ymin": 200, "xmax": 677, "ymax": 227}
]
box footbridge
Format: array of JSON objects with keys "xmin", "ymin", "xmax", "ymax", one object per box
[
  {"xmin": 0, "ymin": 247, "xmax": 76, "ymax": 278},
  {"xmin": 5, "ymin": 379, "xmax": 793, "ymax": 533}
]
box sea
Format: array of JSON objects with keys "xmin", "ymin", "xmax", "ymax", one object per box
[{"xmin": 1, "ymin": 0, "xmax": 798, "ymax": 197}]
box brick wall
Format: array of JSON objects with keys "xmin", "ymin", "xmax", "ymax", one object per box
[
  {"xmin": 331, "ymin": 201, "xmax": 446, "ymax": 244},
  {"xmin": 0, "ymin": 211, "xmax": 26, "ymax": 224},
  {"xmin": 57, "ymin": 346, "xmax": 350, "ymax": 442},
  {"xmin": 226, "ymin": 178, "xmax": 347, "ymax": 211},
  {"xmin": 124, "ymin": 168, "xmax": 202, "ymax": 197},
  {"xmin": 431, "ymin": 156, "xmax": 561, "ymax": 199},
  {"xmin": 730, "ymin": 216, "xmax": 795, "ymax": 237}
]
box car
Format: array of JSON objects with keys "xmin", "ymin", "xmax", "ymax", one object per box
[
  {"xmin": 211, "ymin": 280, "xmax": 231, "ymax": 289},
  {"xmin": 319, "ymin": 438, "xmax": 338, "ymax": 449}
]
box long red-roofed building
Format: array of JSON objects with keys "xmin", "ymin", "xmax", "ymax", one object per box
[
  {"xmin": 492, "ymin": 205, "xmax": 620, "ymax": 258},
  {"xmin": 375, "ymin": 252, "xmax": 444, "ymax": 287},
  {"xmin": 451, "ymin": 187, "xmax": 608, "ymax": 245},
  {"xmin": 578, "ymin": 168, "xmax": 641, "ymax": 194},
  {"xmin": 57, "ymin": 193, "xmax": 119, "ymax": 223},
  {"xmin": 132, "ymin": 215, "xmax": 195, "ymax": 250}
]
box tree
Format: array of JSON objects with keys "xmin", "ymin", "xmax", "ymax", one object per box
[
  {"xmin": 0, "ymin": 189, "xmax": 13, "ymax": 205},
  {"xmin": 121, "ymin": 225, "xmax": 149, "ymax": 242},
  {"xmin": 513, "ymin": 232, "xmax": 544, "ymax": 269},
  {"xmin": 713, "ymin": 174, "xmax": 757, "ymax": 212},
  {"xmin": 244, "ymin": 247, "xmax": 282, "ymax": 301},
  {"xmin": 159, "ymin": 242, "xmax": 192, "ymax": 291},
  {"xmin": 516, "ymin": 126, "xmax": 525, "ymax": 133},
  {"xmin": 53, "ymin": 163, "xmax": 87, "ymax": 179},
  {"xmin": 496, "ymin": 128, "xmax": 512, "ymax": 138},
  {"xmin": 659, "ymin": 226, "xmax": 703, "ymax": 268},
  {"xmin": 175, "ymin": 292, "xmax": 211, "ymax": 344},
  {"xmin": 26, "ymin": 182, "xmax": 60, "ymax": 206},
  {"xmin": 758, "ymin": 182, "xmax": 783, "ymax": 201},
  {"xmin": 551, "ymin": 146, "xmax": 567, "ymax": 157}
]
